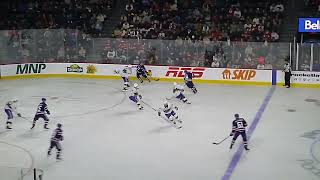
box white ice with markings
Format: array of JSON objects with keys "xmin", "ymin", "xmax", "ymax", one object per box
[{"xmin": 0, "ymin": 78, "xmax": 319, "ymax": 180}]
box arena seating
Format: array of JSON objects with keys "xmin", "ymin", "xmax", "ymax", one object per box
[{"xmin": 114, "ymin": 0, "xmax": 285, "ymax": 42}]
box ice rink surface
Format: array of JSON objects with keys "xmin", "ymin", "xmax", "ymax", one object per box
[{"xmin": 0, "ymin": 78, "xmax": 319, "ymax": 180}]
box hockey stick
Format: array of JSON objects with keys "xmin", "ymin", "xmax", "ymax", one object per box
[
  {"xmin": 212, "ymin": 136, "xmax": 230, "ymax": 145},
  {"xmin": 141, "ymin": 100, "xmax": 157, "ymax": 111}
]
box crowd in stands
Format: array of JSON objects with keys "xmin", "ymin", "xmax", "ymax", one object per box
[
  {"xmin": 0, "ymin": 0, "xmax": 113, "ymax": 36},
  {"xmin": 305, "ymin": 0, "xmax": 320, "ymax": 15},
  {"xmin": 114, "ymin": 0, "xmax": 285, "ymax": 42}
]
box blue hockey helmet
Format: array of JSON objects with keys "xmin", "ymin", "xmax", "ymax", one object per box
[
  {"xmin": 57, "ymin": 123, "xmax": 62, "ymax": 128},
  {"xmin": 42, "ymin": 98, "xmax": 47, "ymax": 101},
  {"xmin": 234, "ymin": 114, "xmax": 239, "ymax": 118}
]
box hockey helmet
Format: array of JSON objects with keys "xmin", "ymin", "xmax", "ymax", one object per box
[
  {"xmin": 42, "ymin": 98, "xmax": 47, "ymax": 101},
  {"xmin": 133, "ymin": 83, "xmax": 139, "ymax": 88},
  {"xmin": 234, "ymin": 114, "xmax": 239, "ymax": 118},
  {"xmin": 57, "ymin": 123, "xmax": 62, "ymax": 128},
  {"xmin": 12, "ymin": 97, "xmax": 18, "ymax": 102},
  {"xmin": 164, "ymin": 101, "xmax": 169, "ymax": 107},
  {"xmin": 173, "ymin": 82, "xmax": 177, "ymax": 86}
]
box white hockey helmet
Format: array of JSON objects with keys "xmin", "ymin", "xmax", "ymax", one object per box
[
  {"xmin": 173, "ymin": 82, "xmax": 177, "ymax": 86},
  {"xmin": 133, "ymin": 83, "xmax": 139, "ymax": 88},
  {"xmin": 12, "ymin": 97, "xmax": 18, "ymax": 102},
  {"xmin": 164, "ymin": 100, "xmax": 169, "ymax": 106}
]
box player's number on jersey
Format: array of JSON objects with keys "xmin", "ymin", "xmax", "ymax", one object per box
[{"xmin": 237, "ymin": 122, "xmax": 244, "ymax": 128}]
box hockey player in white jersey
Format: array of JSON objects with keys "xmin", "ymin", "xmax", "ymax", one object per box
[
  {"xmin": 4, "ymin": 98, "xmax": 21, "ymax": 129},
  {"xmin": 115, "ymin": 65, "xmax": 132, "ymax": 91},
  {"xmin": 129, "ymin": 83, "xmax": 143, "ymax": 110},
  {"xmin": 170, "ymin": 82, "xmax": 191, "ymax": 104},
  {"xmin": 158, "ymin": 101, "xmax": 182, "ymax": 128}
]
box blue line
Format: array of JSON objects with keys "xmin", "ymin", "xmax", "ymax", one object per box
[
  {"xmin": 221, "ymin": 86, "xmax": 276, "ymax": 180},
  {"xmin": 310, "ymin": 137, "xmax": 320, "ymax": 163}
]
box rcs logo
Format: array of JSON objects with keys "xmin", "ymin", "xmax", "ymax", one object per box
[
  {"xmin": 222, "ymin": 69, "xmax": 256, "ymax": 80},
  {"xmin": 165, "ymin": 67, "xmax": 205, "ymax": 78}
]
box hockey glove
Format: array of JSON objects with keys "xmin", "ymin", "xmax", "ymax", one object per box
[
  {"xmin": 17, "ymin": 113, "xmax": 22, "ymax": 117},
  {"xmin": 174, "ymin": 106, "xmax": 178, "ymax": 110},
  {"xmin": 230, "ymin": 133, "xmax": 234, "ymax": 136},
  {"xmin": 47, "ymin": 111, "xmax": 51, "ymax": 115},
  {"xmin": 158, "ymin": 111, "xmax": 161, "ymax": 116},
  {"xmin": 139, "ymin": 95, "xmax": 142, "ymax": 99}
]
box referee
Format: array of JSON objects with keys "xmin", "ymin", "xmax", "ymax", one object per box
[{"xmin": 283, "ymin": 61, "xmax": 292, "ymax": 88}]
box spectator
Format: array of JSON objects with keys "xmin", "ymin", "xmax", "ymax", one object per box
[
  {"xmin": 211, "ymin": 59, "xmax": 220, "ymax": 68},
  {"xmin": 274, "ymin": 3, "xmax": 285, "ymax": 12},
  {"xmin": 264, "ymin": 60, "xmax": 273, "ymax": 69},
  {"xmin": 78, "ymin": 46, "xmax": 87, "ymax": 61},
  {"xmin": 300, "ymin": 60, "xmax": 311, "ymax": 71},
  {"xmin": 313, "ymin": 60, "xmax": 320, "ymax": 71}
]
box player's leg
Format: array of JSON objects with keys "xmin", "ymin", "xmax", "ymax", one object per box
[
  {"xmin": 230, "ymin": 132, "xmax": 240, "ymax": 149},
  {"xmin": 142, "ymin": 73, "xmax": 151, "ymax": 82},
  {"xmin": 47, "ymin": 140, "xmax": 55, "ymax": 156},
  {"xmin": 56, "ymin": 142, "xmax": 62, "ymax": 160},
  {"xmin": 31, "ymin": 115, "xmax": 39, "ymax": 129},
  {"xmin": 137, "ymin": 73, "xmax": 143, "ymax": 83},
  {"xmin": 186, "ymin": 81, "xmax": 197, "ymax": 93},
  {"xmin": 171, "ymin": 111, "xmax": 182, "ymax": 123},
  {"xmin": 5, "ymin": 109, "xmax": 13, "ymax": 129},
  {"xmin": 241, "ymin": 132, "xmax": 249, "ymax": 150},
  {"xmin": 176, "ymin": 93, "xmax": 190, "ymax": 104},
  {"xmin": 43, "ymin": 115, "xmax": 49, "ymax": 129},
  {"xmin": 129, "ymin": 95, "xmax": 143, "ymax": 110},
  {"xmin": 122, "ymin": 77, "xmax": 130, "ymax": 91}
]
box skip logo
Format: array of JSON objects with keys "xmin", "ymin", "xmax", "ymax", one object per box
[
  {"xmin": 165, "ymin": 67, "xmax": 205, "ymax": 78},
  {"xmin": 16, "ymin": 64, "xmax": 46, "ymax": 74},
  {"xmin": 222, "ymin": 69, "xmax": 256, "ymax": 80}
]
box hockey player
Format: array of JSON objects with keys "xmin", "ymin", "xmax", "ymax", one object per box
[
  {"xmin": 48, "ymin": 123, "xmax": 63, "ymax": 160},
  {"xmin": 229, "ymin": 114, "xmax": 249, "ymax": 151},
  {"xmin": 158, "ymin": 101, "xmax": 182, "ymax": 128},
  {"xmin": 184, "ymin": 70, "xmax": 197, "ymax": 93},
  {"xmin": 31, "ymin": 98, "xmax": 51, "ymax": 129},
  {"xmin": 129, "ymin": 83, "xmax": 143, "ymax": 110},
  {"xmin": 115, "ymin": 65, "xmax": 132, "ymax": 91},
  {"xmin": 4, "ymin": 98, "xmax": 21, "ymax": 129},
  {"xmin": 171, "ymin": 82, "xmax": 191, "ymax": 104},
  {"xmin": 136, "ymin": 63, "xmax": 151, "ymax": 83}
]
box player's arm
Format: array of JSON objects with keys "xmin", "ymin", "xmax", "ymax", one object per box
[
  {"xmin": 243, "ymin": 119, "xmax": 248, "ymax": 127},
  {"xmin": 230, "ymin": 121, "xmax": 236, "ymax": 136},
  {"xmin": 45, "ymin": 105, "xmax": 50, "ymax": 115}
]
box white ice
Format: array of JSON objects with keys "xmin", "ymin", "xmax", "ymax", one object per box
[{"xmin": 0, "ymin": 78, "xmax": 319, "ymax": 180}]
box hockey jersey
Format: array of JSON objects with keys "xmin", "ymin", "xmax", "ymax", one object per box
[
  {"xmin": 36, "ymin": 102, "xmax": 50, "ymax": 115},
  {"xmin": 232, "ymin": 118, "xmax": 247, "ymax": 133},
  {"xmin": 51, "ymin": 128, "xmax": 63, "ymax": 142}
]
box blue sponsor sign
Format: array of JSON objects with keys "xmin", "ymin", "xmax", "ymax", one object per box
[{"xmin": 299, "ymin": 18, "xmax": 320, "ymax": 33}]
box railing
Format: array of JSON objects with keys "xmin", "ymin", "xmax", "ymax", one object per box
[{"xmin": 0, "ymin": 29, "xmax": 319, "ymax": 71}]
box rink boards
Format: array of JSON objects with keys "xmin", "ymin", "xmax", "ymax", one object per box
[{"xmin": 0, "ymin": 63, "xmax": 319, "ymax": 88}]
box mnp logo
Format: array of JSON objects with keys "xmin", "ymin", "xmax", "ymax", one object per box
[
  {"xmin": 165, "ymin": 67, "xmax": 205, "ymax": 78},
  {"xmin": 222, "ymin": 69, "xmax": 256, "ymax": 80},
  {"xmin": 16, "ymin": 64, "xmax": 46, "ymax": 74},
  {"xmin": 299, "ymin": 18, "xmax": 320, "ymax": 32}
]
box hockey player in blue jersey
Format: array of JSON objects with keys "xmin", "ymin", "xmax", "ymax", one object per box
[
  {"xmin": 48, "ymin": 123, "xmax": 63, "ymax": 160},
  {"xmin": 171, "ymin": 82, "xmax": 191, "ymax": 104},
  {"xmin": 229, "ymin": 114, "xmax": 249, "ymax": 151},
  {"xmin": 31, "ymin": 98, "xmax": 51, "ymax": 129},
  {"xmin": 136, "ymin": 63, "xmax": 151, "ymax": 83},
  {"xmin": 158, "ymin": 101, "xmax": 182, "ymax": 128},
  {"xmin": 129, "ymin": 83, "xmax": 143, "ymax": 110},
  {"xmin": 184, "ymin": 70, "xmax": 197, "ymax": 94},
  {"xmin": 4, "ymin": 98, "xmax": 21, "ymax": 129},
  {"xmin": 115, "ymin": 65, "xmax": 132, "ymax": 91}
]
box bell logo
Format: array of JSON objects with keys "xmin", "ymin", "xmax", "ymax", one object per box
[
  {"xmin": 165, "ymin": 67, "xmax": 205, "ymax": 78},
  {"xmin": 305, "ymin": 20, "xmax": 320, "ymax": 30},
  {"xmin": 222, "ymin": 69, "xmax": 256, "ymax": 80}
]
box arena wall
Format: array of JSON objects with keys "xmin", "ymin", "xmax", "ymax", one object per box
[{"xmin": 0, "ymin": 63, "xmax": 319, "ymax": 88}]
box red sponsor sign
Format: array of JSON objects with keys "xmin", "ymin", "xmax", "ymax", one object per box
[{"xmin": 165, "ymin": 67, "xmax": 205, "ymax": 78}]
